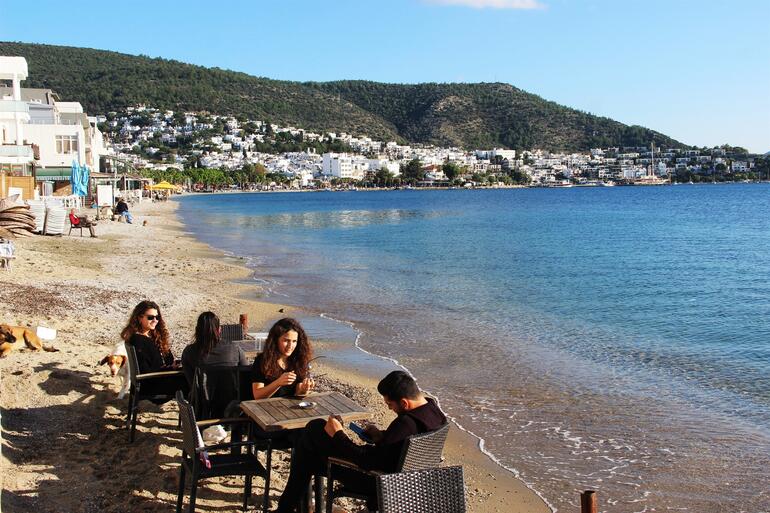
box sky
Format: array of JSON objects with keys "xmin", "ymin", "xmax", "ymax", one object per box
[{"xmin": 1, "ymin": 0, "xmax": 768, "ymax": 153}]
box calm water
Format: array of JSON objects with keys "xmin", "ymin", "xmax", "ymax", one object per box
[{"xmin": 178, "ymin": 185, "xmax": 770, "ymax": 512}]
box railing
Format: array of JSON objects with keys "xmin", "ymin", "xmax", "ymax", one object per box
[
  {"xmin": 0, "ymin": 100, "xmax": 29, "ymax": 114},
  {"xmin": 0, "ymin": 145, "xmax": 34, "ymax": 158},
  {"xmin": 39, "ymin": 195, "xmax": 83, "ymax": 209}
]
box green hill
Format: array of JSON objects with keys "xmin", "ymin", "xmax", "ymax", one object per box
[{"xmin": 0, "ymin": 41, "xmax": 686, "ymax": 151}]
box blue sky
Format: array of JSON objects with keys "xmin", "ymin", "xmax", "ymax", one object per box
[{"xmin": 1, "ymin": 0, "xmax": 768, "ymax": 152}]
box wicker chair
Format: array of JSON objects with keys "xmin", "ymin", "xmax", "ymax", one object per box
[
  {"xmin": 189, "ymin": 364, "xmax": 253, "ymax": 421},
  {"xmin": 175, "ymin": 391, "xmax": 272, "ymax": 513},
  {"xmin": 325, "ymin": 423, "xmax": 450, "ymax": 513},
  {"xmin": 220, "ymin": 323, "xmax": 245, "ymax": 343},
  {"xmin": 377, "ymin": 465, "xmax": 466, "ymax": 513},
  {"xmin": 125, "ymin": 343, "xmax": 185, "ymax": 442}
]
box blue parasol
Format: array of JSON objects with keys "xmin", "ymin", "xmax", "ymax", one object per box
[
  {"xmin": 69, "ymin": 161, "xmax": 90, "ymax": 196},
  {"xmin": 70, "ymin": 160, "xmax": 79, "ymax": 194},
  {"xmin": 78, "ymin": 164, "xmax": 90, "ymax": 196}
]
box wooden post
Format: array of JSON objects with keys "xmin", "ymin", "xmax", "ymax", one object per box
[
  {"xmin": 239, "ymin": 313, "xmax": 249, "ymax": 333},
  {"xmin": 581, "ymin": 490, "xmax": 597, "ymax": 513}
]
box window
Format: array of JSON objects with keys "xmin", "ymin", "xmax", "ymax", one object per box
[{"xmin": 55, "ymin": 135, "xmax": 79, "ymax": 154}]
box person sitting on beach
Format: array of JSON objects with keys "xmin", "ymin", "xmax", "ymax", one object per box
[
  {"xmin": 68, "ymin": 209, "xmax": 97, "ymax": 238},
  {"xmin": 181, "ymin": 311, "xmax": 248, "ymax": 417},
  {"xmin": 273, "ymin": 370, "xmax": 447, "ymax": 513},
  {"xmin": 115, "ymin": 197, "xmax": 133, "ymax": 224},
  {"xmin": 251, "ymin": 317, "xmax": 315, "ymax": 400},
  {"xmin": 121, "ymin": 300, "xmax": 187, "ymax": 398}
]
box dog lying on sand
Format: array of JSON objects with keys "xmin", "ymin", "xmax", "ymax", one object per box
[
  {"xmin": 99, "ymin": 342, "xmax": 129, "ymax": 398},
  {"xmin": 0, "ymin": 324, "xmax": 59, "ymax": 357}
]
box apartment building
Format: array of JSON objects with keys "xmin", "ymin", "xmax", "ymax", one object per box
[{"xmin": 0, "ymin": 56, "xmax": 106, "ymax": 197}]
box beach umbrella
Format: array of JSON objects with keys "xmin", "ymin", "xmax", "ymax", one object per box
[
  {"xmin": 70, "ymin": 160, "xmax": 80, "ymax": 194},
  {"xmin": 149, "ymin": 181, "xmax": 177, "ymax": 190},
  {"xmin": 78, "ymin": 165, "xmax": 90, "ymax": 196}
]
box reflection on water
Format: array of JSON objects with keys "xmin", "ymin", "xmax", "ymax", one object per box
[{"xmin": 205, "ymin": 208, "xmax": 448, "ymax": 230}]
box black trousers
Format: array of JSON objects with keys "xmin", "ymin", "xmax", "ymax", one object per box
[
  {"xmin": 277, "ymin": 419, "xmax": 375, "ymax": 512},
  {"xmin": 140, "ymin": 373, "xmax": 189, "ymax": 400}
]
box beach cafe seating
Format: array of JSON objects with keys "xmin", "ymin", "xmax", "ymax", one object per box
[
  {"xmin": 220, "ymin": 324, "xmax": 245, "ymax": 343},
  {"xmin": 376, "ymin": 465, "xmax": 466, "ymax": 513},
  {"xmin": 325, "ymin": 423, "xmax": 451, "ymax": 513},
  {"xmin": 190, "ymin": 364, "xmax": 254, "ymax": 421},
  {"xmin": 175, "ymin": 391, "xmax": 272, "ymax": 513},
  {"xmin": 125, "ymin": 343, "xmax": 185, "ymax": 442}
]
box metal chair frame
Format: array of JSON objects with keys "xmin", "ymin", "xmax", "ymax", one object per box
[
  {"xmin": 175, "ymin": 391, "xmax": 272, "ymax": 513},
  {"xmin": 125, "ymin": 343, "xmax": 184, "ymax": 442}
]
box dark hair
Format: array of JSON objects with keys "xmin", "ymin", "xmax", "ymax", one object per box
[
  {"xmin": 193, "ymin": 311, "xmax": 220, "ymax": 359},
  {"xmin": 121, "ymin": 300, "xmax": 171, "ymax": 355},
  {"xmin": 260, "ymin": 318, "xmax": 312, "ymax": 380},
  {"xmin": 377, "ymin": 371, "xmax": 421, "ymax": 401}
]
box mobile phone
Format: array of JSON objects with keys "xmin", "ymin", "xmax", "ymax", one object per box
[{"xmin": 349, "ymin": 422, "xmax": 373, "ymax": 443}]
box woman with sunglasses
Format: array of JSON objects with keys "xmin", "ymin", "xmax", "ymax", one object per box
[
  {"xmin": 251, "ymin": 317, "xmax": 315, "ymax": 399},
  {"xmin": 121, "ymin": 300, "xmax": 187, "ymax": 396}
]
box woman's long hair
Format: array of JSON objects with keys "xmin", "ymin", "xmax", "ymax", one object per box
[
  {"xmin": 120, "ymin": 300, "xmax": 171, "ymax": 355},
  {"xmin": 193, "ymin": 311, "xmax": 220, "ymax": 359},
  {"xmin": 260, "ymin": 318, "xmax": 312, "ymax": 380}
]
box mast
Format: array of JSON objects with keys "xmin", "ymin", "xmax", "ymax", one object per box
[{"xmin": 651, "ymin": 141, "xmax": 655, "ymax": 179}]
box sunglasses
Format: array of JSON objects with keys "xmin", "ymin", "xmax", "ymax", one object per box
[{"xmin": 145, "ymin": 315, "xmax": 160, "ymax": 321}]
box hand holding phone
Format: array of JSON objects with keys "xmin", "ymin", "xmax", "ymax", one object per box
[{"xmin": 349, "ymin": 422, "xmax": 374, "ymax": 444}]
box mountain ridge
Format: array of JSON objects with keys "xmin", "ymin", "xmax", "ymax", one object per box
[{"xmin": 0, "ymin": 41, "xmax": 687, "ymax": 151}]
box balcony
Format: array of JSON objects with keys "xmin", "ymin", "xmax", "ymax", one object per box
[
  {"xmin": 0, "ymin": 145, "xmax": 34, "ymax": 162},
  {"xmin": 0, "ymin": 100, "xmax": 31, "ymax": 122},
  {"xmin": 0, "ymin": 100, "xmax": 30, "ymax": 113}
]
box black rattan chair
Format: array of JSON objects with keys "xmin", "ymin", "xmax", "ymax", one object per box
[
  {"xmin": 175, "ymin": 391, "xmax": 272, "ymax": 513},
  {"xmin": 125, "ymin": 343, "xmax": 185, "ymax": 442},
  {"xmin": 189, "ymin": 365, "xmax": 252, "ymax": 421},
  {"xmin": 377, "ymin": 465, "xmax": 466, "ymax": 513},
  {"xmin": 220, "ymin": 324, "xmax": 245, "ymax": 343},
  {"xmin": 325, "ymin": 423, "xmax": 451, "ymax": 513}
]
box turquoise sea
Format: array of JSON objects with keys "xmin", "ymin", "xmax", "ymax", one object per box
[{"xmin": 178, "ymin": 185, "xmax": 770, "ymax": 512}]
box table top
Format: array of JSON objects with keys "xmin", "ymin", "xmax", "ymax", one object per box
[{"xmin": 240, "ymin": 391, "xmax": 370, "ymax": 431}]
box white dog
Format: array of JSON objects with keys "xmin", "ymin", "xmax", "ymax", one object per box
[{"xmin": 99, "ymin": 342, "xmax": 129, "ymax": 399}]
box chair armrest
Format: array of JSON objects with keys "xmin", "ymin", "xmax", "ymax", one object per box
[
  {"xmin": 328, "ymin": 457, "xmax": 382, "ymax": 476},
  {"xmin": 203, "ymin": 439, "xmax": 270, "ymax": 452},
  {"xmin": 196, "ymin": 417, "xmax": 251, "ymax": 428},
  {"xmin": 136, "ymin": 369, "xmax": 184, "ymax": 380}
]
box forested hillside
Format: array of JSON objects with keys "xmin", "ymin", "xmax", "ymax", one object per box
[{"xmin": 0, "ymin": 42, "xmax": 685, "ymax": 151}]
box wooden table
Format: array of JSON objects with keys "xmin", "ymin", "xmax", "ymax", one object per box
[
  {"xmin": 241, "ymin": 391, "xmax": 370, "ymax": 513},
  {"xmin": 240, "ymin": 391, "xmax": 370, "ymax": 432}
]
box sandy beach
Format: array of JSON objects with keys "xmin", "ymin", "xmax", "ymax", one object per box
[{"xmin": 0, "ymin": 199, "xmax": 550, "ymax": 513}]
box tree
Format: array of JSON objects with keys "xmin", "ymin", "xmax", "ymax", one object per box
[
  {"xmin": 400, "ymin": 158, "xmax": 423, "ymax": 184},
  {"xmin": 442, "ymin": 161, "xmax": 462, "ymax": 181},
  {"xmin": 375, "ymin": 168, "xmax": 394, "ymax": 187}
]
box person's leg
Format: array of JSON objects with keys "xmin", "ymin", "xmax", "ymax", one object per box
[
  {"xmin": 275, "ymin": 420, "xmax": 331, "ymax": 513},
  {"xmin": 126, "ymin": 212, "xmax": 133, "ymax": 224},
  {"xmin": 88, "ymin": 225, "xmax": 96, "ymax": 237}
]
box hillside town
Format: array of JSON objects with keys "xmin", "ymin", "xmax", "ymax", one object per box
[{"xmin": 1, "ymin": 54, "xmax": 767, "ymax": 201}]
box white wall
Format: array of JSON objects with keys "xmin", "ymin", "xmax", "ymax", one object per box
[{"xmin": 24, "ymin": 123, "xmax": 85, "ymax": 168}]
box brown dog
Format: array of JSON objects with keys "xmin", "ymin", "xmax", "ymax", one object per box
[{"xmin": 0, "ymin": 324, "xmax": 59, "ymax": 357}]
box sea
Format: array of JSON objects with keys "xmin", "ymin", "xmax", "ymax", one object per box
[{"xmin": 177, "ymin": 184, "xmax": 770, "ymax": 513}]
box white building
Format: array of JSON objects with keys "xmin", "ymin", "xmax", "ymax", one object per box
[
  {"xmin": 1, "ymin": 57, "xmax": 106, "ymax": 194},
  {"xmin": 0, "ymin": 56, "xmax": 34, "ymax": 176},
  {"xmin": 322, "ymin": 152, "xmax": 365, "ymax": 180}
]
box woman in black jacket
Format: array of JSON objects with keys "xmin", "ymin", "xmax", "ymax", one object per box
[{"xmin": 121, "ymin": 300, "xmax": 187, "ymax": 397}]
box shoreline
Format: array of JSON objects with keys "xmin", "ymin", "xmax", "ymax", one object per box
[{"xmin": 0, "ymin": 199, "xmax": 550, "ymax": 513}]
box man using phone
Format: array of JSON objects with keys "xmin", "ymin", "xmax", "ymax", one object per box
[{"xmin": 274, "ymin": 370, "xmax": 447, "ymax": 513}]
